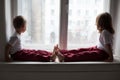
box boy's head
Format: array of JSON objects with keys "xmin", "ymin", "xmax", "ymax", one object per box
[
  {"xmin": 96, "ymin": 12, "xmax": 114, "ymax": 34},
  {"xmin": 13, "ymin": 16, "xmax": 26, "ymax": 33}
]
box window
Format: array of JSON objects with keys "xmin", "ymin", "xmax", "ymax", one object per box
[
  {"xmin": 15, "ymin": 0, "xmax": 110, "ymax": 50},
  {"xmin": 51, "ymin": 9, "xmax": 55, "ymax": 15},
  {"xmin": 77, "ymin": 10, "xmax": 81, "ymax": 16},
  {"xmin": 67, "ymin": 0, "xmax": 107, "ymax": 49},
  {"xmin": 18, "ymin": 0, "xmax": 60, "ymax": 51}
]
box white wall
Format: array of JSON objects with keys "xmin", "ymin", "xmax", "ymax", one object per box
[
  {"xmin": 110, "ymin": 0, "xmax": 120, "ymax": 58},
  {"xmin": 115, "ymin": 1, "xmax": 120, "ymax": 57}
]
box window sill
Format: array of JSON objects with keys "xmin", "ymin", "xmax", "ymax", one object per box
[{"xmin": 0, "ymin": 57, "xmax": 120, "ymax": 72}]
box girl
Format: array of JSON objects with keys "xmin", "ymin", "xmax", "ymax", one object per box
[
  {"xmin": 55, "ymin": 12, "xmax": 114, "ymax": 62},
  {"xmin": 5, "ymin": 16, "xmax": 56, "ymax": 62}
]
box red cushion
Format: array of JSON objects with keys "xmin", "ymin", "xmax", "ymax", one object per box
[
  {"xmin": 11, "ymin": 49, "xmax": 52, "ymax": 62},
  {"xmin": 60, "ymin": 47, "xmax": 109, "ymax": 62}
]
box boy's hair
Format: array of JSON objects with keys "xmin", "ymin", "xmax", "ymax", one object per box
[
  {"xmin": 96, "ymin": 12, "xmax": 115, "ymax": 34},
  {"xmin": 13, "ymin": 16, "xmax": 26, "ymax": 29}
]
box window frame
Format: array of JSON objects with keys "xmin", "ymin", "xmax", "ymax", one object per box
[{"xmin": 9, "ymin": 0, "xmax": 110, "ymax": 50}]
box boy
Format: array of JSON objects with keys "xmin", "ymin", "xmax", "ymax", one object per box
[{"xmin": 5, "ymin": 16, "xmax": 56, "ymax": 62}]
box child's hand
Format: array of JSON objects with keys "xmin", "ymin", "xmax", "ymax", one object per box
[
  {"xmin": 5, "ymin": 55, "xmax": 12, "ymax": 62},
  {"xmin": 104, "ymin": 57, "xmax": 113, "ymax": 62},
  {"xmin": 5, "ymin": 57, "xmax": 12, "ymax": 62}
]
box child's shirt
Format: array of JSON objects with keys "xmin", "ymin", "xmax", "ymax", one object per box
[
  {"xmin": 97, "ymin": 30, "xmax": 113, "ymax": 53},
  {"xmin": 8, "ymin": 32, "xmax": 21, "ymax": 54}
]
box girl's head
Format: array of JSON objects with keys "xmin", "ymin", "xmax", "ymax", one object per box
[
  {"xmin": 96, "ymin": 12, "xmax": 115, "ymax": 34},
  {"xmin": 13, "ymin": 16, "xmax": 26, "ymax": 34}
]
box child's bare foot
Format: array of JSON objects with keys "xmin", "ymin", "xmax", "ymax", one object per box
[
  {"xmin": 50, "ymin": 46, "xmax": 57, "ymax": 62},
  {"xmin": 57, "ymin": 51, "xmax": 64, "ymax": 62},
  {"xmin": 51, "ymin": 44, "xmax": 64, "ymax": 62},
  {"xmin": 50, "ymin": 54, "xmax": 56, "ymax": 62},
  {"xmin": 55, "ymin": 45, "xmax": 64, "ymax": 62},
  {"xmin": 104, "ymin": 57, "xmax": 113, "ymax": 62}
]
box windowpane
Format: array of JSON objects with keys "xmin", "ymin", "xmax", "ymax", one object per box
[
  {"xmin": 18, "ymin": 0, "xmax": 60, "ymax": 51},
  {"xmin": 68, "ymin": 0, "xmax": 108, "ymax": 49}
]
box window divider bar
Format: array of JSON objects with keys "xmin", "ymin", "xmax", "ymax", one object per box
[{"xmin": 59, "ymin": 0, "xmax": 69, "ymax": 50}]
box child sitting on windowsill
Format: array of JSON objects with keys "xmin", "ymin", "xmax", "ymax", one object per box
[
  {"xmin": 54, "ymin": 12, "xmax": 115, "ymax": 62},
  {"xmin": 5, "ymin": 16, "xmax": 56, "ymax": 62}
]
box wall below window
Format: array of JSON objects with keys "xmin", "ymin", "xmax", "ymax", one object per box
[{"xmin": 0, "ymin": 62, "xmax": 120, "ymax": 80}]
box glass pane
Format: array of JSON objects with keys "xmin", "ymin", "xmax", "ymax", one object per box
[
  {"xmin": 18, "ymin": 0, "xmax": 60, "ymax": 51},
  {"xmin": 68, "ymin": 0, "xmax": 107, "ymax": 49}
]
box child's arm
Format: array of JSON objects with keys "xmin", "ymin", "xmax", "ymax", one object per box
[
  {"xmin": 104, "ymin": 44, "xmax": 113, "ymax": 62},
  {"xmin": 5, "ymin": 44, "xmax": 12, "ymax": 62}
]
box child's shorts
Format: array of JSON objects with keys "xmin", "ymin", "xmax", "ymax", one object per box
[
  {"xmin": 11, "ymin": 49, "xmax": 52, "ymax": 62},
  {"xmin": 60, "ymin": 46, "xmax": 109, "ymax": 62}
]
